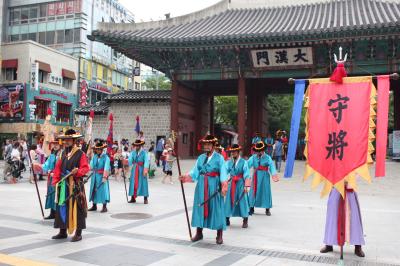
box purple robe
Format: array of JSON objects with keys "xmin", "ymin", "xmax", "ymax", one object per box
[{"xmin": 323, "ymin": 188, "xmax": 365, "ymax": 246}]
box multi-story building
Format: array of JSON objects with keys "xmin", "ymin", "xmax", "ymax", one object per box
[
  {"xmin": 2, "ymin": 0, "xmax": 142, "ymax": 108},
  {"xmin": 0, "ymin": 40, "xmax": 78, "ymax": 141}
]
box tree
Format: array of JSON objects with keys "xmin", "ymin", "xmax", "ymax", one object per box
[
  {"xmin": 142, "ymin": 75, "xmax": 171, "ymax": 90},
  {"xmin": 214, "ymin": 96, "xmax": 238, "ymax": 128}
]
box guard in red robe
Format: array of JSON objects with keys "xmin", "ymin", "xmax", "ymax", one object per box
[{"xmin": 51, "ymin": 129, "xmax": 90, "ymax": 242}]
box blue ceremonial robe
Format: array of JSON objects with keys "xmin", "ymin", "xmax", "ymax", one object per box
[
  {"xmin": 89, "ymin": 154, "xmax": 111, "ymax": 204},
  {"xmin": 128, "ymin": 149, "xmax": 150, "ymax": 197},
  {"xmin": 189, "ymin": 152, "xmax": 228, "ymax": 230},
  {"xmin": 247, "ymin": 153, "xmax": 277, "ymax": 209},
  {"xmin": 42, "ymin": 153, "xmax": 58, "ymax": 210},
  {"xmin": 224, "ymin": 157, "xmax": 250, "ymax": 218}
]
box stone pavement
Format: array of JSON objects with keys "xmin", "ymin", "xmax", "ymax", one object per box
[{"xmin": 0, "ymin": 159, "xmax": 399, "ymax": 266}]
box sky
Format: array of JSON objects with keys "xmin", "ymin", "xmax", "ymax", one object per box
[{"xmin": 118, "ymin": 0, "xmax": 221, "ymax": 22}]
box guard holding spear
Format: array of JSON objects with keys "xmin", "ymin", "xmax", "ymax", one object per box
[{"xmin": 180, "ymin": 134, "xmax": 228, "ymax": 245}]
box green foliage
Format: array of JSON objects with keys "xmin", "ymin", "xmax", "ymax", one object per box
[
  {"xmin": 214, "ymin": 96, "xmax": 238, "ymax": 127},
  {"xmin": 143, "ymin": 75, "xmax": 171, "ymax": 90},
  {"xmin": 266, "ymin": 94, "xmax": 305, "ymax": 135}
]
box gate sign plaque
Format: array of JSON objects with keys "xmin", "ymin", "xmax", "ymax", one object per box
[{"xmin": 251, "ymin": 47, "xmax": 313, "ymax": 68}]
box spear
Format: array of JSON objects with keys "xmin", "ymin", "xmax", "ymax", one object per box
[
  {"xmin": 171, "ymin": 130, "xmax": 192, "ymax": 240},
  {"xmin": 27, "ymin": 147, "xmax": 45, "ymax": 219}
]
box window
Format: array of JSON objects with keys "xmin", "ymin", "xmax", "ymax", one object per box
[
  {"xmin": 3, "ymin": 68, "xmax": 18, "ymax": 81},
  {"xmin": 56, "ymin": 103, "xmax": 71, "ymax": 123},
  {"xmin": 83, "ymin": 61, "xmax": 88, "ymax": 79},
  {"xmin": 39, "ymin": 70, "xmax": 47, "ymax": 83},
  {"xmin": 65, "ymin": 29, "xmax": 73, "ymax": 43},
  {"xmin": 21, "ymin": 34, "xmax": 28, "ymax": 41},
  {"xmin": 40, "ymin": 4, "xmax": 47, "ymax": 17},
  {"xmin": 92, "ymin": 63, "xmax": 97, "ymax": 80},
  {"xmin": 10, "ymin": 34, "xmax": 19, "ymax": 42},
  {"xmin": 56, "ymin": 30, "xmax": 64, "ymax": 43},
  {"xmin": 39, "ymin": 32, "xmax": 46, "ymax": 44},
  {"xmin": 62, "ymin": 78, "xmax": 72, "ymax": 89},
  {"xmin": 28, "ymin": 33, "xmax": 37, "ymax": 42},
  {"xmin": 73, "ymin": 28, "xmax": 80, "ymax": 43},
  {"xmin": 182, "ymin": 133, "xmax": 188, "ymax": 144},
  {"xmin": 135, "ymin": 82, "xmax": 140, "ymax": 90},
  {"xmin": 29, "ymin": 7, "xmax": 38, "ymax": 19},
  {"xmin": 10, "ymin": 9, "xmax": 20, "ymax": 25},
  {"xmin": 21, "ymin": 8, "xmax": 29, "ymax": 23},
  {"xmin": 46, "ymin": 31, "xmax": 55, "ymax": 45},
  {"xmin": 102, "ymin": 68, "xmax": 108, "ymax": 82},
  {"xmin": 34, "ymin": 99, "xmax": 49, "ymax": 120}
]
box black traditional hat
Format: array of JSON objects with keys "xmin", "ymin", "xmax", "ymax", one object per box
[
  {"xmin": 226, "ymin": 144, "xmax": 242, "ymax": 152},
  {"xmin": 58, "ymin": 129, "xmax": 82, "ymax": 139},
  {"xmin": 93, "ymin": 140, "xmax": 107, "ymax": 149},
  {"xmin": 132, "ymin": 139, "xmax": 145, "ymax": 146},
  {"xmin": 199, "ymin": 134, "xmax": 218, "ymax": 144},
  {"xmin": 252, "ymin": 141, "xmax": 266, "ymax": 152}
]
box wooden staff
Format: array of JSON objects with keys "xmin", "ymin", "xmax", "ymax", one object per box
[
  {"xmin": 171, "ymin": 130, "xmax": 192, "ymax": 240},
  {"xmin": 27, "ymin": 147, "xmax": 45, "ymax": 219}
]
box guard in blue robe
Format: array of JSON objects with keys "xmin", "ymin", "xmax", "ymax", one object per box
[
  {"xmin": 180, "ymin": 135, "xmax": 228, "ymax": 245},
  {"xmin": 42, "ymin": 140, "xmax": 62, "ymax": 219},
  {"xmin": 264, "ymin": 134, "xmax": 274, "ymax": 156},
  {"xmin": 88, "ymin": 141, "xmax": 111, "ymax": 213},
  {"xmin": 224, "ymin": 144, "xmax": 251, "ymax": 228},
  {"xmin": 128, "ymin": 139, "xmax": 150, "ymax": 204},
  {"xmin": 247, "ymin": 141, "xmax": 279, "ymax": 216}
]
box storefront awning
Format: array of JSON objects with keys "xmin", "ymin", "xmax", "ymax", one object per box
[
  {"xmin": 35, "ymin": 60, "xmax": 52, "ymax": 73},
  {"xmin": 2, "ymin": 59, "xmax": 18, "ymax": 69},
  {"xmin": 34, "ymin": 96, "xmax": 51, "ymax": 102},
  {"xmin": 62, "ymin": 69, "xmax": 76, "ymax": 80},
  {"xmin": 57, "ymin": 100, "xmax": 72, "ymax": 106}
]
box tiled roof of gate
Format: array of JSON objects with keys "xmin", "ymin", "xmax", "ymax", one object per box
[
  {"xmin": 107, "ymin": 90, "xmax": 171, "ymax": 101},
  {"xmin": 91, "ymin": 0, "xmax": 400, "ymax": 44},
  {"xmin": 74, "ymin": 91, "xmax": 171, "ymax": 115},
  {"xmin": 74, "ymin": 102, "xmax": 110, "ymax": 115}
]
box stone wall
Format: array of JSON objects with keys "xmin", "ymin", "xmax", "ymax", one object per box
[{"xmin": 91, "ymin": 101, "xmax": 171, "ymax": 149}]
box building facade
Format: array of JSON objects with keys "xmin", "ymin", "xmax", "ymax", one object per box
[
  {"xmin": 75, "ymin": 90, "xmax": 171, "ymax": 150},
  {"xmin": 0, "ymin": 40, "xmax": 78, "ymax": 139},
  {"xmin": 2, "ymin": 0, "xmax": 142, "ymax": 109}
]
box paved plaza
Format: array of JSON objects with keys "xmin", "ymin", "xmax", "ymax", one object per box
[{"xmin": 0, "ymin": 160, "xmax": 399, "ymax": 266}]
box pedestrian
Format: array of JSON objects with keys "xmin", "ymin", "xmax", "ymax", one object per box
[
  {"xmin": 320, "ymin": 183, "xmax": 365, "ymax": 257},
  {"xmin": 121, "ymin": 146, "xmax": 130, "ymax": 173},
  {"xmin": 29, "ymin": 144, "xmax": 40, "ymax": 184},
  {"xmin": 128, "ymin": 139, "xmax": 150, "ymax": 204},
  {"xmin": 36, "ymin": 142, "xmax": 45, "ymax": 180},
  {"xmin": 280, "ymin": 131, "xmax": 288, "ymax": 161},
  {"xmin": 247, "ymin": 141, "xmax": 279, "ymax": 216},
  {"xmin": 162, "ymin": 148, "xmax": 175, "ymax": 184},
  {"xmin": 179, "ymin": 134, "xmax": 228, "ymax": 245},
  {"xmin": 113, "ymin": 148, "xmax": 123, "ymax": 180},
  {"xmin": 224, "ymin": 144, "xmax": 251, "ymax": 228},
  {"xmin": 155, "ymin": 137, "xmax": 164, "ymax": 166},
  {"xmin": 137, "ymin": 131, "xmax": 145, "ymax": 142},
  {"xmin": 2, "ymin": 139, "xmax": 13, "ymax": 180},
  {"xmin": 41, "ymin": 140, "xmax": 62, "ymax": 219},
  {"xmin": 9, "ymin": 141, "xmax": 21, "ymax": 183},
  {"xmin": 88, "ymin": 140, "xmax": 111, "ymax": 213},
  {"xmin": 273, "ymin": 138, "xmax": 283, "ymax": 172},
  {"xmin": 148, "ymin": 146, "xmax": 157, "ymax": 179},
  {"xmin": 51, "ymin": 129, "xmax": 89, "ymax": 242},
  {"xmin": 161, "ymin": 144, "xmax": 169, "ymax": 173}
]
